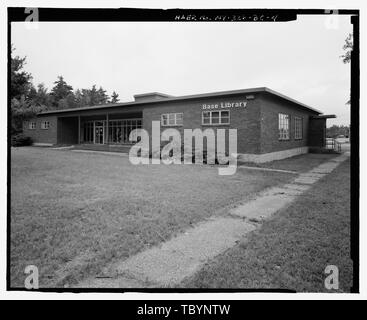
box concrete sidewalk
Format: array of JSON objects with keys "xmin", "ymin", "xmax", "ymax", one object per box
[{"xmin": 74, "ymin": 152, "xmax": 350, "ymax": 288}]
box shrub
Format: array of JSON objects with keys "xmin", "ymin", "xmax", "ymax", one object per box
[{"xmin": 11, "ymin": 133, "xmax": 33, "ymax": 147}]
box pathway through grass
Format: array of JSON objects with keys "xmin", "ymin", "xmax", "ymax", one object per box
[
  {"xmin": 75, "ymin": 153, "xmax": 349, "ymax": 289},
  {"xmin": 182, "ymin": 155, "xmax": 352, "ymax": 292}
]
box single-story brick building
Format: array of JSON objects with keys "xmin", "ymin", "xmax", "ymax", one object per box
[{"xmin": 23, "ymin": 87, "xmax": 335, "ymax": 163}]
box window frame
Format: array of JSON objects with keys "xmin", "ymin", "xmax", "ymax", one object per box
[
  {"xmin": 278, "ymin": 113, "xmax": 290, "ymax": 141},
  {"xmin": 294, "ymin": 116, "xmax": 303, "ymax": 140},
  {"xmin": 41, "ymin": 121, "xmax": 50, "ymax": 130},
  {"xmin": 161, "ymin": 113, "xmax": 183, "ymax": 126},
  {"xmin": 29, "ymin": 122, "xmax": 36, "ymax": 130},
  {"xmin": 201, "ymin": 110, "xmax": 230, "ymax": 125}
]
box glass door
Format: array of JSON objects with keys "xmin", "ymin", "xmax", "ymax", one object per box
[{"xmin": 94, "ymin": 126, "xmax": 104, "ymax": 144}]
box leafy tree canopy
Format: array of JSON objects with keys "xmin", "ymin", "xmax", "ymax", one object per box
[
  {"xmin": 10, "ymin": 45, "xmax": 32, "ymax": 100},
  {"xmin": 50, "ymin": 76, "xmax": 74, "ymax": 105},
  {"xmin": 10, "ymin": 45, "xmax": 121, "ymax": 132},
  {"xmin": 110, "ymin": 91, "xmax": 119, "ymax": 103},
  {"xmin": 326, "ymin": 125, "xmax": 350, "ymax": 138},
  {"xmin": 341, "ymin": 33, "xmax": 353, "ymax": 64}
]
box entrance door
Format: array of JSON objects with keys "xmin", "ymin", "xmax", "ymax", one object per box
[{"xmin": 95, "ymin": 126, "xmax": 104, "ymax": 144}]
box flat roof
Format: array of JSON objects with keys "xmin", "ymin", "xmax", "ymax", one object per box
[{"xmin": 38, "ymin": 87, "xmax": 322, "ymax": 115}]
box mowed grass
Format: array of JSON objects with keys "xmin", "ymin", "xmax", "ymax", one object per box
[
  {"xmin": 182, "ymin": 159, "xmax": 352, "ymax": 292},
  {"xmin": 10, "ymin": 147, "xmax": 293, "ymax": 288}
]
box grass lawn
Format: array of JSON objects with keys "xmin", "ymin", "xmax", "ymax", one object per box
[
  {"xmin": 10, "ymin": 147, "xmax": 294, "ymax": 288},
  {"xmin": 239, "ymin": 153, "xmax": 338, "ymax": 173},
  {"xmin": 181, "ymin": 159, "xmax": 352, "ymax": 292}
]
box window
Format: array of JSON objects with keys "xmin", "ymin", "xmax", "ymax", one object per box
[
  {"xmin": 83, "ymin": 119, "xmax": 142, "ymax": 144},
  {"xmin": 161, "ymin": 113, "xmax": 183, "ymax": 126},
  {"xmin": 108, "ymin": 119, "xmax": 142, "ymax": 144},
  {"xmin": 278, "ymin": 113, "xmax": 290, "ymax": 140},
  {"xmin": 202, "ymin": 110, "xmax": 230, "ymax": 125},
  {"xmin": 41, "ymin": 121, "xmax": 50, "ymax": 129},
  {"xmin": 28, "ymin": 122, "xmax": 36, "ymax": 130},
  {"xmin": 294, "ymin": 117, "xmax": 303, "ymax": 140}
]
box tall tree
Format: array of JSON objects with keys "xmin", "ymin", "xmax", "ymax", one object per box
[
  {"xmin": 341, "ymin": 33, "xmax": 353, "ymax": 64},
  {"xmin": 341, "ymin": 33, "xmax": 353, "ymax": 105},
  {"xmin": 10, "ymin": 46, "xmax": 36, "ymax": 133},
  {"xmin": 57, "ymin": 93, "xmax": 77, "ymax": 110},
  {"xmin": 74, "ymin": 89, "xmax": 85, "ymax": 108},
  {"xmin": 78, "ymin": 85, "xmax": 110, "ymax": 106},
  {"xmin": 97, "ymin": 86, "xmax": 109, "ymax": 104},
  {"xmin": 80, "ymin": 88, "xmax": 91, "ymax": 106},
  {"xmin": 50, "ymin": 76, "xmax": 74, "ymax": 108},
  {"xmin": 110, "ymin": 91, "xmax": 119, "ymax": 103},
  {"xmin": 10, "ymin": 46, "xmax": 32, "ymax": 100},
  {"xmin": 88, "ymin": 85, "xmax": 99, "ymax": 106},
  {"xmin": 29, "ymin": 83, "xmax": 52, "ymax": 109}
]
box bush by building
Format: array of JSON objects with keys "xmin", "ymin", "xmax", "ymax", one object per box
[{"xmin": 11, "ymin": 133, "xmax": 33, "ymax": 147}]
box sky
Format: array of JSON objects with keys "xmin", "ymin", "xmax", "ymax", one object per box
[{"xmin": 11, "ymin": 15, "xmax": 352, "ymax": 126}]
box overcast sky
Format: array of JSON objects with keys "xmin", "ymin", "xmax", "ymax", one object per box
[{"xmin": 12, "ymin": 15, "xmax": 352, "ymax": 126}]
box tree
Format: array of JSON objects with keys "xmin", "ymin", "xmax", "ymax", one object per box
[
  {"xmin": 29, "ymin": 83, "xmax": 52, "ymax": 109},
  {"xmin": 10, "ymin": 46, "xmax": 32, "ymax": 100},
  {"xmin": 10, "ymin": 46, "xmax": 36, "ymax": 133},
  {"xmin": 57, "ymin": 93, "xmax": 77, "ymax": 110},
  {"xmin": 88, "ymin": 85, "xmax": 99, "ymax": 105},
  {"xmin": 74, "ymin": 89, "xmax": 85, "ymax": 108},
  {"xmin": 110, "ymin": 91, "xmax": 119, "ymax": 103},
  {"xmin": 80, "ymin": 88, "xmax": 91, "ymax": 106},
  {"xmin": 326, "ymin": 125, "xmax": 350, "ymax": 138},
  {"xmin": 341, "ymin": 33, "xmax": 353, "ymax": 64},
  {"xmin": 75, "ymin": 85, "xmax": 110, "ymax": 107},
  {"xmin": 11, "ymin": 96, "xmax": 46, "ymax": 134},
  {"xmin": 97, "ymin": 86, "xmax": 109, "ymax": 105},
  {"xmin": 50, "ymin": 76, "xmax": 74, "ymax": 108},
  {"xmin": 341, "ymin": 33, "xmax": 353, "ymax": 106}
]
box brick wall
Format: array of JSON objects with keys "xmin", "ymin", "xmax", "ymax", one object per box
[
  {"xmin": 22, "ymin": 116, "xmax": 58, "ymax": 145},
  {"xmin": 259, "ymin": 93, "xmax": 318, "ymax": 153},
  {"xmin": 26, "ymin": 91, "xmax": 323, "ymax": 155},
  {"xmin": 142, "ymin": 94, "xmax": 261, "ymax": 155}
]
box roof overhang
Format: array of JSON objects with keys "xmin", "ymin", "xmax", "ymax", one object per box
[
  {"xmin": 262, "ymin": 88, "xmax": 322, "ymax": 114},
  {"xmin": 37, "ymin": 87, "xmax": 323, "ymax": 116},
  {"xmin": 311, "ymin": 114, "xmax": 336, "ymax": 119}
]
